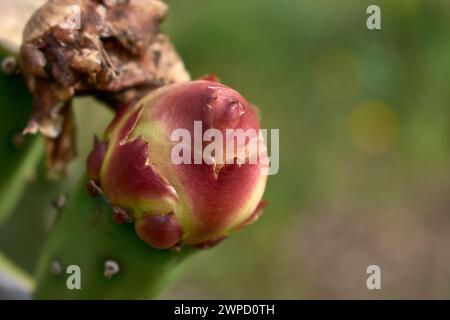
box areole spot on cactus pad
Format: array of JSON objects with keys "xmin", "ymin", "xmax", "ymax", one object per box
[{"xmin": 87, "ymin": 79, "xmax": 268, "ymax": 249}]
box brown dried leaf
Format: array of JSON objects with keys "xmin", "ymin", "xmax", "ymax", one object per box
[{"xmin": 16, "ymin": 0, "xmax": 190, "ymax": 176}]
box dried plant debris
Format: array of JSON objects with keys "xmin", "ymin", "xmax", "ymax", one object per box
[{"xmin": 18, "ymin": 0, "xmax": 190, "ymax": 175}]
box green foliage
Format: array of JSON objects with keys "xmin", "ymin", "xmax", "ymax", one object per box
[
  {"xmin": 161, "ymin": 0, "xmax": 450, "ymax": 298},
  {"xmin": 0, "ymin": 251, "xmax": 34, "ymax": 290},
  {"xmin": 34, "ymin": 176, "xmax": 195, "ymax": 299},
  {"xmin": 1, "ymin": 0, "xmax": 450, "ymax": 299},
  {"xmin": 0, "ymin": 98, "xmax": 114, "ymax": 275},
  {"xmin": 0, "ymin": 55, "xmax": 44, "ymax": 225}
]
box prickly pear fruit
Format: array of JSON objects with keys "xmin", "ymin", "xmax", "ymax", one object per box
[{"xmin": 87, "ymin": 79, "xmax": 267, "ymax": 249}]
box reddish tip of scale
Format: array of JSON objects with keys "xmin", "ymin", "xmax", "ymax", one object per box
[
  {"xmin": 86, "ymin": 180, "xmax": 101, "ymax": 197},
  {"xmin": 113, "ymin": 207, "xmax": 133, "ymax": 224},
  {"xmin": 86, "ymin": 136, "xmax": 107, "ymax": 181},
  {"xmin": 200, "ymin": 74, "xmax": 220, "ymax": 82},
  {"xmin": 237, "ymin": 200, "xmax": 267, "ymax": 230},
  {"xmin": 135, "ymin": 213, "xmax": 182, "ymax": 249},
  {"xmin": 193, "ymin": 236, "xmax": 227, "ymax": 249}
]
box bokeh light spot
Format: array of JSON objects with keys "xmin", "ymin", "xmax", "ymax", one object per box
[{"xmin": 347, "ymin": 101, "xmax": 398, "ymax": 155}]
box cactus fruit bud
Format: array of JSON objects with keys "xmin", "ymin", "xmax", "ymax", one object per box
[{"xmin": 87, "ymin": 79, "xmax": 268, "ymax": 249}]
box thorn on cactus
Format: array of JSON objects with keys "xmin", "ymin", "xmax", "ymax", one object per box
[
  {"xmin": 104, "ymin": 260, "xmax": 120, "ymax": 279},
  {"xmin": 12, "ymin": 133, "xmax": 25, "ymax": 148},
  {"xmin": 49, "ymin": 260, "xmax": 62, "ymax": 275},
  {"xmin": 172, "ymin": 244, "xmax": 183, "ymax": 253},
  {"xmin": 1, "ymin": 56, "xmax": 18, "ymax": 75},
  {"xmin": 52, "ymin": 194, "xmax": 67, "ymax": 210},
  {"xmin": 112, "ymin": 207, "xmax": 133, "ymax": 224},
  {"xmin": 87, "ymin": 180, "xmax": 102, "ymax": 197}
]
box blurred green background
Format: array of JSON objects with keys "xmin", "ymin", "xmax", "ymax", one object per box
[
  {"xmin": 1, "ymin": 0, "xmax": 450, "ymax": 299},
  {"xmin": 161, "ymin": 0, "xmax": 450, "ymax": 299}
]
